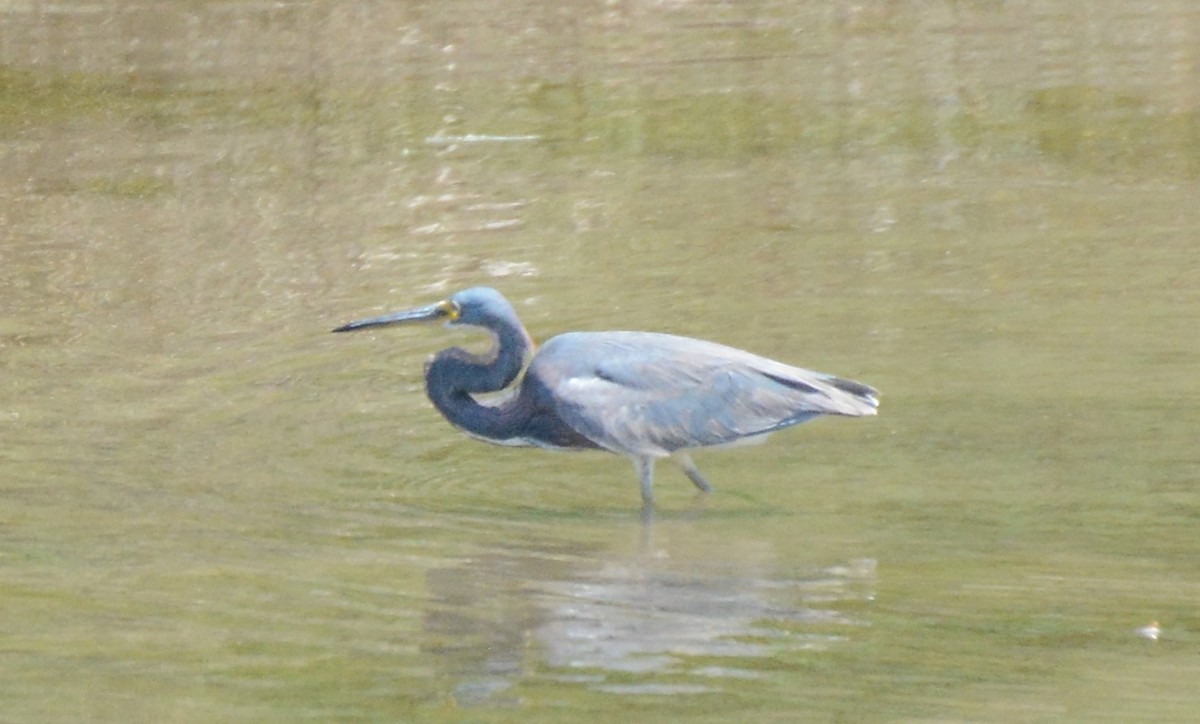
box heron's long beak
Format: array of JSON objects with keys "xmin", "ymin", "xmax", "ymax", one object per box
[{"xmin": 332, "ymin": 300, "xmax": 458, "ymax": 333}]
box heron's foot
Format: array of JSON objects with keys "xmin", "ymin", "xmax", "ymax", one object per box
[
  {"xmin": 674, "ymin": 453, "xmax": 714, "ymax": 494},
  {"xmin": 682, "ymin": 491, "xmax": 710, "ymax": 519}
]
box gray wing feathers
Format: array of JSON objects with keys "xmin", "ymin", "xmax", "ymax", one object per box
[{"xmin": 532, "ymin": 332, "xmax": 877, "ymax": 457}]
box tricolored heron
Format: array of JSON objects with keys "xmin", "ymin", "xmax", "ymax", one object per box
[{"xmin": 333, "ymin": 287, "xmax": 878, "ymax": 507}]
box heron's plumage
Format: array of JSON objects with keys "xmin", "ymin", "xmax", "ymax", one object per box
[
  {"xmin": 531, "ymin": 331, "xmax": 876, "ymax": 457},
  {"xmin": 334, "ymin": 287, "xmax": 878, "ymax": 507}
]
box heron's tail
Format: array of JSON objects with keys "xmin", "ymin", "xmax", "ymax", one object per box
[{"xmin": 822, "ymin": 375, "xmax": 880, "ymax": 416}]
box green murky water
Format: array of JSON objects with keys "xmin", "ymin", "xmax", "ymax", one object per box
[{"xmin": 3, "ymin": 2, "xmax": 1199, "ymax": 721}]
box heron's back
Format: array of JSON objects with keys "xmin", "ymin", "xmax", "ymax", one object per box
[{"xmin": 527, "ymin": 331, "xmax": 877, "ymax": 457}]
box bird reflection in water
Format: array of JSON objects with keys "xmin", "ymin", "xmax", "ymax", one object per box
[{"xmin": 421, "ymin": 536, "xmax": 876, "ymax": 705}]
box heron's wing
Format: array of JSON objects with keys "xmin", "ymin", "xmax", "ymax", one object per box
[{"xmin": 529, "ymin": 332, "xmax": 877, "ymax": 457}]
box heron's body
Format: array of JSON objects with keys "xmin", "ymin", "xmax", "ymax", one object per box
[{"xmin": 334, "ymin": 287, "xmax": 878, "ymax": 507}]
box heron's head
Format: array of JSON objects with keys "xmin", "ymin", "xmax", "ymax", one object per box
[
  {"xmin": 332, "ymin": 287, "xmax": 522, "ymax": 336},
  {"xmin": 445, "ymin": 287, "xmax": 521, "ymax": 330}
]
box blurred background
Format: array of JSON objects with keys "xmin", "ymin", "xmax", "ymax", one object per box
[{"xmin": 2, "ymin": 1, "xmax": 1198, "ymax": 720}]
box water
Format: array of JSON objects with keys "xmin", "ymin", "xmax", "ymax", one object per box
[{"xmin": 3, "ymin": 1, "xmax": 1199, "ymax": 721}]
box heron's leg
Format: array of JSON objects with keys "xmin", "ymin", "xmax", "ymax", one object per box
[
  {"xmin": 632, "ymin": 456, "xmax": 655, "ymax": 506},
  {"xmin": 674, "ymin": 452, "xmax": 714, "ymax": 494}
]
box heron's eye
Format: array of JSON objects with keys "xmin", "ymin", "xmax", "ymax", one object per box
[{"xmin": 440, "ymin": 300, "xmax": 461, "ymax": 321}]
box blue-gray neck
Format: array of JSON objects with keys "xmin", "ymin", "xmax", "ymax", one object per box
[{"xmin": 423, "ymin": 321, "xmax": 532, "ymax": 444}]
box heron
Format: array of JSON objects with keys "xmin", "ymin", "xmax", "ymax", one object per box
[{"xmin": 333, "ymin": 287, "xmax": 878, "ymax": 507}]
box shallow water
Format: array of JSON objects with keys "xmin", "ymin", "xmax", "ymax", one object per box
[{"xmin": 3, "ymin": 1, "xmax": 1200, "ymax": 721}]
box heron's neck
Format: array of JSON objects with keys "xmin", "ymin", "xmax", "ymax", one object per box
[{"xmin": 423, "ymin": 324, "xmax": 533, "ymax": 443}]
